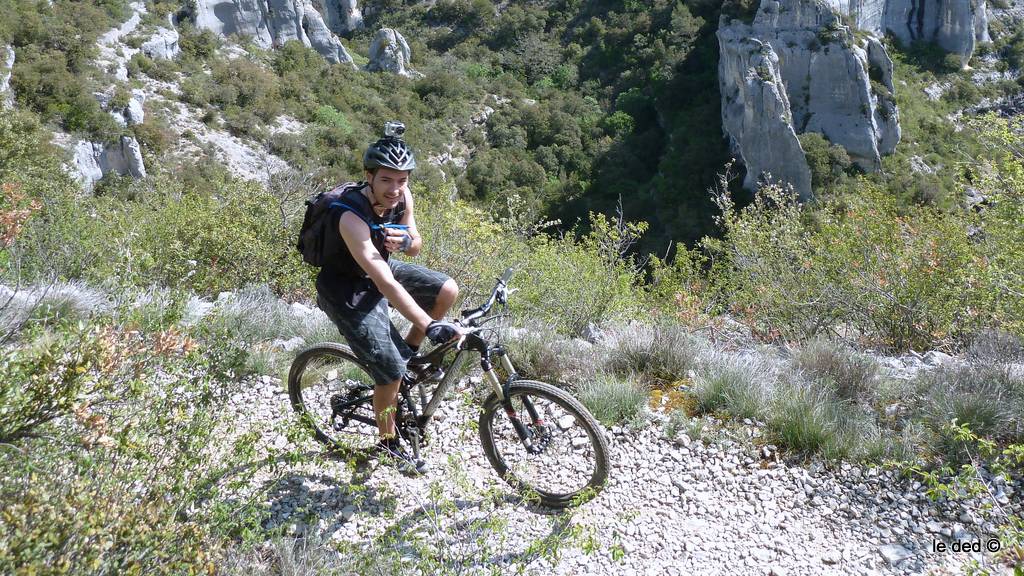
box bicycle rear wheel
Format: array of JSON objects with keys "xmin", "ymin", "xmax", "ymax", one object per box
[
  {"xmin": 479, "ymin": 380, "xmax": 610, "ymax": 508},
  {"xmin": 288, "ymin": 343, "xmax": 379, "ymax": 452}
]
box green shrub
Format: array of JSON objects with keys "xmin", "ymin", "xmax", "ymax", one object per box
[
  {"xmin": 690, "ymin": 352, "xmax": 768, "ymax": 419},
  {"xmin": 16, "ymin": 170, "xmax": 313, "ymax": 298},
  {"xmin": 11, "ymin": 46, "xmax": 123, "ymax": 140},
  {"xmin": 128, "ymin": 53, "xmax": 179, "ymax": 82},
  {"xmin": 114, "ymin": 286, "xmax": 187, "ymax": 333},
  {"xmin": 604, "ymin": 321, "xmax": 703, "ymax": 383},
  {"xmin": 413, "ymin": 187, "xmax": 643, "ymax": 336},
  {"xmin": 792, "ymin": 337, "xmax": 880, "ymax": 404},
  {"xmin": 918, "ymin": 364, "xmax": 1024, "ymax": 457},
  {"xmin": 132, "ymin": 115, "xmax": 177, "ymax": 157},
  {"xmin": 0, "ymin": 323, "xmax": 268, "ymax": 574},
  {"xmin": 690, "ymin": 178, "xmax": 990, "ymax": 350},
  {"xmin": 577, "ymin": 371, "xmax": 647, "ymax": 426},
  {"xmin": 798, "ymin": 132, "xmax": 853, "ymax": 190}
]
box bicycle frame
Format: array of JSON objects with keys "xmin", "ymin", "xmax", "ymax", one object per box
[{"xmin": 409, "ymin": 329, "xmax": 519, "ymax": 427}]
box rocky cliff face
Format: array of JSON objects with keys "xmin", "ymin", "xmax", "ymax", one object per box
[
  {"xmin": 314, "ymin": 0, "xmax": 363, "ymax": 36},
  {"xmin": 66, "ymin": 136, "xmax": 147, "ymax": 191},
  {"xmin": 366, "ymin": 28, "xmax": 417, "ymax": 77},
  {"xmin": 1, "ymin": 45, "xmax": 14, "ymax": 109},
  {"xmin": 141, "ymin": 14, "xmax": 181, "ymax": 61},
  {"xmin": 62, "ymin": 87, "xmax": 149, "ymax": 191},
  {"xmin": 718, "ymin": 32, "xmax": 814, "ymax": 199},
  {"xmin": 192, "ymin": 0, "xmax": 358, "ymax": 65},
  {"xmin": 824, "ymin": 0, "xmax": 989, "ymax": 67},
  {"xmin": 718, "ymin": 0, "xmax": 902, "ymax": 198}
]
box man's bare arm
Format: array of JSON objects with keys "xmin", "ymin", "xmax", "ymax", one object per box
[
  {"xmin": 338, "ymin": 211, "xmax": 433, "ymax": 330},
  {"xmin": 397, "ymin": 187, "xmax": 421, "ymax": 256}
]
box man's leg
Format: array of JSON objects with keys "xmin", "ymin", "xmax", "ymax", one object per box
[
  {"xmin": 404, "ymin": 278, "xmax": 459, "ymax": 349},
  {"xmin": 373, "ymin": 378, "xmax": 401, "ymax": 438},
  {"xmin": 318, "ymin": 295, "xmax": 409, "ymax": 441}
]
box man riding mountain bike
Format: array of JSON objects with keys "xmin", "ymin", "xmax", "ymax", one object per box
[{"xmin": 314, "ymin": 121, "xmax": 464, "ymax": 474}]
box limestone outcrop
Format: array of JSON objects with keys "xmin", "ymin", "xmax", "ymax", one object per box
[
  {"xmin": 67, "ymin": 137, "xmax": 147, "ymax": 191},
  {"xmin": 718, "ymin": 0, "xmax": 903, "ymax": 197},
  {"xmin": 193, "ymin": 0, "xmax": 357, "ymax": 65},
  {"xmin": 95, "ymin": 88, "xmax": 147, "ymax": 127},
  {"xmin": 314, "ymin": 0, "xmax": 363, "ymax": 36},
  {"xmin": 1, "ymin": 45, "xmax": 13, "ymax": 109},
  {"xmin": 61, "ymin": 86, "xmax": 150, "ymax": 190},
  {"xmin": 141, "ymin": 15, "xmax": 181, "ymax": 60},
  {"xmin": 718, "ymin": 32, "xmax": 813, "ymax": 199},
  {"xmin": 366, "ymin": 28, "xmax": 418, "ymax": 77},
  {"xmin": 823, "ymin": 0, "xmax": 989, "ymax": 67}
]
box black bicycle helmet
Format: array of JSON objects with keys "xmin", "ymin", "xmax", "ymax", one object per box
[{"xmin": 363, "ymin": 137, "xmax": 417, "ymax": 172}]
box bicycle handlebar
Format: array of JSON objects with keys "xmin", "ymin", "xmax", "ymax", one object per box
[{"xmin": 458, "ymin": 267, "xmax": 514, "ymax": 326}]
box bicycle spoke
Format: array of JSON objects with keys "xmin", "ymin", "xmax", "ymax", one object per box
[
  {"xmin": 289, "ymin": 347, "xmax": 379, "ymax": 452},
  {"xmin": 482, "ymin": 383, "xmax": 608, "ymax": 505}
]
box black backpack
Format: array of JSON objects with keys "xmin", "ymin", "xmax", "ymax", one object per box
[
  {"xmin": 296, "ymin": 182, "xmax": 364, "ymax": 267},
  {"xmin": 296, "ymin": 182, "xmax": 407, "ymax": 267}
]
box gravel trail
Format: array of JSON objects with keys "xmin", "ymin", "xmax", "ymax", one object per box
[{"xmin": 223, "ymin": 375, "xmax": 1020, "ymax": 576}]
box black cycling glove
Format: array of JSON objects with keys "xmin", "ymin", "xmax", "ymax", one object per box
[{"xmin": 425, "ymin": 320, "xmax": 460, "ymax": 344}]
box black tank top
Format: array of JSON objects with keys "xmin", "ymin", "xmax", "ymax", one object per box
[{"xmin": 315, "ymin": 183, "xmax": 406, "ymax": 312}]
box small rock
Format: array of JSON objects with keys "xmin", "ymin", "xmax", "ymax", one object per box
[
  {"xmin": 923, "ymin": 350, "xmax": 954, "ymax": 365},
  {"xmin": 877, "ymin": 543, "xmax": 913, "ymax": 566}
]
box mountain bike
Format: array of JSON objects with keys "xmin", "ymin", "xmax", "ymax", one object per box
[{"xmin": 288, "ymin": 269, "xmax": 610, "ymax": 508}]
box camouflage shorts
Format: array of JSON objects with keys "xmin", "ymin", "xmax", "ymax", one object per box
[{"xmin": 317, "ymin": 260, "xmax": 451, "ymax": 385}]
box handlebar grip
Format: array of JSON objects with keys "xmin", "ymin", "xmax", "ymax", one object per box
[{"xmin": 499, "ymin": 267, "xmax": 514, "ymax": 284}]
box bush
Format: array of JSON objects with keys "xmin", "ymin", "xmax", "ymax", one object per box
[
  {"xmin": 690, "ymin": 351, "xmax": 769, "ymax": 419},
  {"xmin": 15, "ymin": 170, "xmax": 313, "ymax": 298},
  {"xmin": 0, "ymin": 322, "xmax": 267, "ymax": 573},
  {"xmin": 127, "ymin": 53, "xmax": 179, "ymax": 82},
  {"xmin": 689, "ymin": 178, "xmax": 991, "ymax": 350},
  {"xmin": 502, "ymin": 326, "xmax": 595, "ymax": 384},
  {"xmin": 603, "ymin": 321, "xmax": 703, "ymax": 384},
  {"xmin": 798, "ymin": 132, "xmax": 853, "ymax": 190},
  {"xmin": 768, "ymin": 374, "xmax": 886, "ymax": 460},
  {"xmin": 11, "ymin": 46, "xmax": 123, "ymax": 140},
  {"xmin": 577, "ymin": 371, "xmax": 647, "ymax": 426},
  {"xmin": 792, "ymin": 337, "xmax": 880, "ymax": 404},
  {"xmin": 917, "ymin": 364, "xmax": 1024, "ymax": 457},
  {"xmin": 412, "ymin": 187, "xmax": 643, "ymax": 336},
  {"xmin": 195, "ymin": 285, "xmax": 307, "ymax": 346},
  {"xmin": 967, "ymin": 329, "xmax": 1024, "ymax": 363}
]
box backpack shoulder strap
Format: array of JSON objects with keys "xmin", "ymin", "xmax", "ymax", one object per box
[{"xmin": 328, "ymin": 183, "xmax": 381, "ymax": 230}]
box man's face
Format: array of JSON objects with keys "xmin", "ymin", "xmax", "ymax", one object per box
[{"xmin": 366, "ymin": 167, "xmax": 410, "ymax": 210}]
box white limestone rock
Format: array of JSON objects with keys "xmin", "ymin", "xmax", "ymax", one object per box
[
  {"xmin": 717, "ymin": 29, "xmax": 812, "ymax": 199},
  {"xmin": 96, "ymin": 1, "xmax": 145, "ymax": 82},
  {"xmin": 141, "ymin": 15, "xmax": 181, "ymax": 60},
  {"xmin": 313, "ymin": 0, "xmax": 363, "ymax": 35},
  {"xmin": 126, "ymin": 89, "xmax": 146, "ymax": 125},
  {"xmin": 100, "ymin": 136, "xmax": 147, "ymax": 179},
  {"xmin": 63, "ymin": 136, "xmax": 147, "ymax": 192},
  {"xmin": 718, "ymin": 0, "xmax": 902, "ymax": 196},
  {"xmin": 366, "ymin": 28, "xmax": 418, "ymax": 77},
  {"xmin": 71, "ymin": 141, "xmax": 105, "ymax": 191},
  {"xmin": 193, "ymin": 0, "xmax": 356, "ymax": 65},
  {"xmin": 95, "ymin": 88, "xmax": 146, "ymax": 127},
  {"xmin": 824, "ymin": 0, "xmax": 990, "ymax": 67},
  {"xmin": 1, "ymin": 45, "xmax": 14, "ymax": 109}
]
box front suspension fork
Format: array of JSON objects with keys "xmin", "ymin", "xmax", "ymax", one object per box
[{"xmin": 482, "ymin": 348, "xmax": 544, "ymax": 453}]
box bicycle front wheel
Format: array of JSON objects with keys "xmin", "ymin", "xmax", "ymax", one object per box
[
  {"xmin": 479, "ymin": 380, "xmax": 610, "ymax": 508},
  {"xmin": 288, "ymin": 343, "xmax": 379, "ymax": 452}
]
